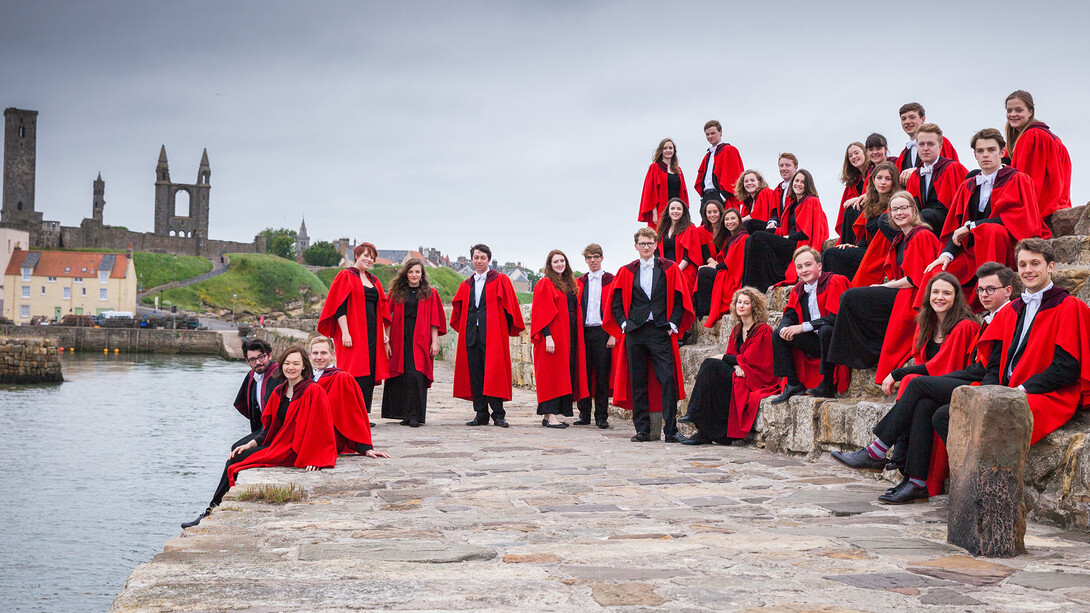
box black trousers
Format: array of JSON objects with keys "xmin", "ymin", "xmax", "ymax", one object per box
[
  {"xmin": 743, "ymin": 219, "xmax": 770, "ymax": 235},
  {"xmin": 354, "ymin": 375, "xmax": 376, "ymax": 412},
  {"xmin": 743, "ymin": 231, "xmax": 798, "ymax": 293},
  {"xmin": 626, "ymin": 322, "xmax": 678, "ymax": 437},
  {"xmin": 822, "ymin": 245, "xmax": 866, "ymax": 280},
  {"xmin": 467, "ymin": 341, "xmax": 504, "ymax": 421},
  {"xmin": 872, "ymin": 375, "xmax": 966, "ymax": 480},
  {"xmin": 210, "ymin": 441, "xmax": 266, "ymax": 507},
  {"xmin": 693, "ymin": 266, "xmax": 720, "ymax": 319},
  {"xmin": 577, "ymin": 325, "xmax": 611, "ymax": 423},
  {"xmin": 772, "ymin": 324, "xmax": 835, "ymax": 385},
  {"xmin": 920, "ymin": 207, "xmax": 947, "ymax": 233},
  {"xmin": 827, "ymin": 286, "xmax": 898, "ymax": 369}
]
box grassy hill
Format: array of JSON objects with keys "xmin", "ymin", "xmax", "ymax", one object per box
[
  {"xmin": 132, "ymin": 252, "xmax": 213, "ymax": 290},
  {"xmin": 316, "ymin": 265, "xmax": 465, "ymax": 302},
  {"xmin": 145, "ymin": 253, "xmax": 325, "ymax": 313}
]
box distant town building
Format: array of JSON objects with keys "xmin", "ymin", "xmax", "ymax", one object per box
[
  {"xmin": 3, "ymin": 248, "xmax": 137, "ymax": 322},
  {"xmin": 295, "ymin": 218, "xmax": 310, "ymax": 262},
  {"xmin": 506, "ymin": 268, "xmax": 530, "ymax": 293},
  {"xmin": 0, "ymin": 226, "xmax": 30, "ymax": 315}
]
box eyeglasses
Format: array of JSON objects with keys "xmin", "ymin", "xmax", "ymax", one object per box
[
  {"xmin": 975, "ymin": 286, "xmax": 1005, "ymax": 296},
  {"xmin": 636, "ymin": 242, "xmax": 656, "ymax": 248},
  {"xmin": 889, "ymin": 205, "xmax": 914, "ymax": 213},
  {"xmin": 584, "ymin": 255, "xmax": 602, "ymax": 260},
  {"xmin": 246, "ymin": 354, "xmax": 270, "ymax": 364}
]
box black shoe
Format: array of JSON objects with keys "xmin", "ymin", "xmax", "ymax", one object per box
[
  {"xmin": 494, "ymin": 419, "xmax": 510, "ymax": 428},
  {"xmin": 664, "ymin": 434, "xmax": 680, "ymax": 443},
  {"xmin": 573, "ymin": 418, "xmax": 591, "ymax": 425},
  {"xmin": 771, "ymin": 383, "xmax": 806, "ymax": 405},
  {"xmin": 678, "ymin": 414, "xmax": 694, "ymax": 424},
  {"xmin": 596, "ymin": 421, "xmax": 609, "ymax": 429},
  {"xmin": 466, "ymin": 418, "xmax": 488, "ymax": 426},
  {"xmin": 408, "ymin": 419, "xmax": 421, "ymax": 428},
  {"xmin": 885, "ymin": 477, "xmax": 908, "ymax": 496},
  {"xmin": 805, "ymin": 382, "xmax": 837, "ymax": 398},
  {"xmin": 878, "ymin": 480, "xmax": 930, "ymax": 505},
  {"xmin": 714, "ymin": 437, "xmax": 737, "ymax": 446},
  {"xmin": 830, "ymin": 448, "xmax": 888, "ymax": 472},
  {"xmin": 370, "ymin": 422, "xmax": 376, "ymax": 427},
  {"xmin": 399, "ymin": 419, "xmax": 411, "ymax": 426},
  {"xmin": 181, "ymin": 508, "xmax": 211, "ymax": 529},
  {"xmin": 679, "ymin": 434, "xmax": 712, "ymax": 445},
  {"xmin": 631, "ymin": 433, "xmax": 650, "ymax": 442},
  {"xmin": 543, "ymin": 421, "xmax": 569, "ymax": 429}
]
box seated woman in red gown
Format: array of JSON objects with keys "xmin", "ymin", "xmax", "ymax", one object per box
[
  {"xmin": 827, "ymin": 192, "xmax": 941, "ymax": 382},
  {"xmin": 823, "ymin": 161, "xmax": 902, "ymax": 283},
  {"xmin": 679, "ymin": 286, "xmax": 779, "ymax": 445},
  {"xmin": 705, "ymin": 208, "xmax": 749, "ymax": 326},
  {"xmin": 691, "ymin": 198, "xmax": 728, "ymax": 319},
  {"xmin": 743, "ymin": 169, "xmax": 830, "ymax": 292},
  {"xmin": 381, "ymin": 258, "xmax": 447, "ymax": 427},
  {"xmin": 181, "ymin": 346, "xmax": 339, "ymax": 528},
  {"xmin": 835, "ymin": 142, "xmax": 869, "ymax": 245},
  {"xmin": 317, "ymin": 242, "xmax": 391, "ymax": 410},
  {"xmin": 734, "ymin": 169, "xmax": 778, "ymax": 235},
  {"xmin": 1004, "ymin": 90, "xmax": 1071, "ymax": 221},
  {"xmin": 656, "ymin": 197, "xmax": 700, "ymax": 292},
  {"xmin": 638, "ymin": 138, "xmax": 688, "ymax": 227},
  {"xmin": 531, "ymin": 249, "xmax": 589, "ymax": 428},
  {"xmin": 832, "ymin": 273, "xmax": 979, "ymax": 504}
]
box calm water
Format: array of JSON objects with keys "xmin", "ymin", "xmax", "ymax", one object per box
[{"xmin": 0, "ymin": 353, "xmax": 251, "ymax": 612}]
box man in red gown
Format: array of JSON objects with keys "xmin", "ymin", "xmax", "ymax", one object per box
[
  {"xmin": 604, "ymin": 228, "xmax": 695, "ymax": 443},
  {"xmin": 904, "ymin": 123, "xmax": 968, "ymax": 232},
  {"xmin": 768, "ymin": 153, "xmax": 798, "ymax": 233},
  {"xmin": 896, "ymin": 102, "xmax": 959, "ymax": 181},
  {"xmin": 575, "ymin": 243, "xmax": 616, "ymax": 428},
  {"xmin": 232, "ymin": 339, "xmax": 283, "ymax": 433},
  {"xmin": 310, "ymin": 336, "xmax": 390, "ymax": 457},
  {"xmin": 450, "ymin": 244, "xmax": 525, "ymax": 427},
  {"xmin": 694, "ymin": 120, "xmax": 744, "ymax": 204}
]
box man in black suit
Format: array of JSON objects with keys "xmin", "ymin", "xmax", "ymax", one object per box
[
  {"xmin": 232, "ymin": 338, "xmax": 284, "ymax": 433},
  {"xmin": 575, "ymin": 243, "xmax": 616, "ymax": 428}
]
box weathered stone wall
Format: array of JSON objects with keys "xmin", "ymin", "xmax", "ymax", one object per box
[
  {"xmin": 56, "ymin": 224, "xmax": 263, "ymax": 258},
  {"xmin": 0, "ymin": 336, "xmax": 62, "ymax": 383},
  {"xmin": 0, "ymin": 325, "xmax": 224, "ymax": 355}
]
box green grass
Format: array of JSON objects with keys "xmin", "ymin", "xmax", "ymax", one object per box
[
  {"xmin": 234, "ymin": 483, "xmax": 308, "ymax": 504},
  {"xmin": 517, "ymin": 292, "xmax": 533, "ymax": 304},
  {"xmin": 145, "ymin": 253, "xmax": 326, "ymax": 313},
  {"xmin": 316, "ymin": 265, "xmax": 466, "ymax": 303},
  {"xmin": 133, "ymin": 252, "xmax": 214, "ymax": 289}
]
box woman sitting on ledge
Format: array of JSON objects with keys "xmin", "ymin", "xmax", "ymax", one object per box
[{"xmin": 181, "ymin": 346, "xmax": 339, "ymax": 528}]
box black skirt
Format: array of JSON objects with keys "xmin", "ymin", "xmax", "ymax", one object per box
[
  {"xmin": 826, "ymin": 286, "xmax": 898, "ymax": 369},
  {"xmin": 822, "ymin": 245, "xmax": 866, "ymax": 280},
  {"xmin": 693, "ymin": 265, "xmax": 720, "ymax": 319},
  {"xmin": 381, "ymin": 292, "xmax": 430, "ymax": 423},
  {"xmin": 742, "ymin": 231, "xmax": 798, "ymax": 293},
  {"xmin": 686, "ymin": 357, "xmax": 734, "ymax": 441}
]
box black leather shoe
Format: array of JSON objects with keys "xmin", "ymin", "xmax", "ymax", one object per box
[
  {"xmin": 885, "ymin": 477, "xmax": 908, "ymax": 496},
  {"xmin": 466, "ymin": 419, "xmax": 488, "ymax": 426},
  {"xmin": 664, "ymin": 434, "xmax": 680, "ymax": 443},
  {"xmin": 771, "ymin": 383, "xmax": 806, "ymax": 404},
  {"xmin": 544, "ymin": 422, "xmax": 568, "ymax": 429},
  {"xmin": 631, "ymin": 433, "xmax": 650, "ymax": 442},
  {"xmin": 830, "ymin": 448, "xmax": 887, "ymax": 472},
  {"xmin": 370, "ymin": 422, "xmax": 376, "ymax": 427},
  {"xmin": 878, "ymin": 480, "xmax": 930, "ymax": 504},
  {"xmin": 399, "ymin": 419, "xmax": 411, "ymax": 426},
  {"xmin": 679, "ymin": 435, "xmax": 712, "ymax": 445},
  {"xmin": 596, "ymin": 421, "xmax": 609, "ymax": 429},
  {"xmin": 181, "ymin": 508, "xmax": 211, "ymax": 529},
  {"xmin": 678, "ymin": 414, "xmax": 694, "ymax": 424},
  {"xmin": 805, "ymin": 382, "xmax": 837, "ymax": 398},
  {"xmin": 494, "ymin": 419, "xmax": 510, "ymax": 428},
  {"xmin": 573, "ymin": 418, "xmax": 591, "ymax": 426},
  {"xmin": 408, "ymin": 419, "xmax": 421, "ymax": 428}
]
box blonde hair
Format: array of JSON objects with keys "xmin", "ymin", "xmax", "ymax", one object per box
[
  {"xmin": 731, "ymin": 286, "xmax": 768, "ymax": 329},
  {"xmin": 309, "ymin": 335, "xmax": 335, "ymax": 353}
]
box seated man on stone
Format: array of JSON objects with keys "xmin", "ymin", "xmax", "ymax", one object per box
[
  {"xmin": 829, "ymin": 262, "xmax": 1017, "ymax": 502},
  {"xmin": 770, "ymin": 246, "xmax": 851, "ymax": 404}
]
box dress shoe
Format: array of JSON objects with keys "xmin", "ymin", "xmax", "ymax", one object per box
[
  {"xmin": 466, "ymin": 419, "xmax": 488, "ymax": 426},
  {"xmin": 771, "ymin": 382, "xmax": 806, "ymax": 404},
  {"xmin": 370, "ymin": 422, "xmax": 376, "ymax": 427},
  {"xmin": 664, "ymin": 434, "xmax": 680, "ymax": 443},
  {"xmin": 878, "ymin": 480, "xmax": 930, "ymax": 504},
  {"xmin": 831, "ymin": 448, "xmax": 888, "ymax": 472},
  {"xmin": 408, "ymin": 419, "xmax": 421, "ymax": 428},
  {"xmin": 678, "ymin": 414, "xmax": 694, "ymax": 424},
  {"xmin": 181, "ymin": 508, "xmax": 211, "ymax": 529},
  {"xmin": 494, "ymin": 419, "xmax": 510, "ymax": 428},
  {"xmin": 399, "ymin": 419, "xmax": 411, "ymax": 426},
  {"xmin": 631, "ymin": 433, "xmax": 650, "ymax": 442},
  {"xmin": 573, "ymin": 418, "xmax": 591, "ymax": 426},
  {"xmin": 679, "ymin": 434, "xmax": 712, "ymax": 445},
  {"xmin": 596, "ymin": 421, "xmax": 609, "ymax": 429},
  {"xmin": 714, "ymin": 437, "xmax": 737, "ymax": 446},
  {"xmin": 805, "ymin": 382, "xmax": 837, "ymax": 398},
  {"xmin": 885, "ymin": 477, "xmax": 908, "ymax": 496}
]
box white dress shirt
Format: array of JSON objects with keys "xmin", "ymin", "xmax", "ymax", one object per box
[
  {"xmin": 905, "ymin": 140, "xmax": 918, "ymax": 167},
  {"xmin": 976, "ymin": 170, "xmax": 997, "ymax": 214},
  {"xmin": 252, "ymin": 371, "xmax": 266, "ymax": 411},
  {"xmin": 799, "ymin": 280, "xmax": 822, "ymax": 333},
  {"xmin": 919, "ymin": 161, "xmax": 935, "ymax": 195},
  {"xmin": 703, "ymin": 144, "xmax": 719, "ymax": 191},
  {"xmin": 1010, "ymin": 282, "xmax": 1053, "ymax": 381},
  {"xmin": 312, "ymin": 368, "xmax": 325, "ymax": 382},
  {"xmin": 473, "ymin": 272, "xmax": 487, "ymax": 307},
  {"xmin": 584, "ymin": 271, "xmax": 603, "ymax": 326}
]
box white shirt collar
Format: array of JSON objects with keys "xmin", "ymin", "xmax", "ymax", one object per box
[
  {"xmin": 474, "ymin": 271, "xmax": 487, "ymax": 281},
  {"xmin": 803, "ymin": 280, "xmax": 819, "ymax": 293},
  {"xmin": 906, "ymin": 139, "xmax": 917, "ymax": 149},
  {"xmin": 1022, "ymin": 282, "xmax": 1053, "ymax": 304},
  {"xmin": 976, "ymin": 171, "xmax": 998, "ymax": 185},
  {"xmin": 919, "ymin": 161, "xmax": 935, "ymax": 174},
  {"xmin": 312, "ymin": 368, "xmax": 324, "ymax": 381}
]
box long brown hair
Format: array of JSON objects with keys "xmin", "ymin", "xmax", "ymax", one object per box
[
  {"xmin": 914, "ymin": 272, "xmax": 976, "ymax": 351},
  {"xmin": 388, "ymin": 258, "xmax": 433, "ymax": 303},
  {"xmin": 700, "ymin": 198, "xmax": 727, "ymax": 252},
  {"xmin": 733, "ymin": 169, "xmax": 769, "ymax": 203},
  {"xmin": 839, "ymin": 142, "xmax": 868, "ymax": 186},
  {"xmin": 1004, "ymin": 90, "xmax": 1039, "ymax": 156},
  {"xmin": 652, "ymin": 138, "xmax": 681, "ymax": 174},
  {"xmin": 861, "ymin": 161, "xmax": 902, "ymax": 220},
  {"xmin": 790, "ymin": 169, "xmax": 820, "ymax": 200},
  {"xmin": 656, "ymin": 197, "xmax": 693, "ymax": 238},
  {"xmin": 543, "ymin": 249, "xmax": 577, "ymax": 295}
]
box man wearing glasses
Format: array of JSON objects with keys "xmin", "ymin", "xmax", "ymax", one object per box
[
  {"xmin": 232, "ymin": 339, "xmax": 284, "ymax": 433},
  {"xmin": 603, "ymin": 228, "xmax": 695, "ymax": 442},
  {"xmin": 574, "ymin": 243, "xmax": 616, "ymax": 428}
]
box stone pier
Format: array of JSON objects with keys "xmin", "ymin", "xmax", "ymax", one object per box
[{"xmin": 0, "ymin": 336, "xmax": 62, "ymax": 383}]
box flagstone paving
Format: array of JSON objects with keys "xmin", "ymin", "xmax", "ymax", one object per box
[{"xmin": 112, "ymin": 361, "xmax": 1090, "ymax": 611}]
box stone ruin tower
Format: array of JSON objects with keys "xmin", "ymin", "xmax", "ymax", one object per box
[
  {"xmin": 1, "ymin": 108, "xmax": 42, "ymax": 229},
  {"xmin": 154, "ymin": 146, "xmax": 210, "ymax": 239}
]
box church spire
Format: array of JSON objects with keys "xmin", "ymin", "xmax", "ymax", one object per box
[
  {"xmin": 197, "ymin": 148, "xmax": 210, "ymax": 184},
  {"xmin": 156, "ymin": 145, "xmax": 170, "ymax": 182}
]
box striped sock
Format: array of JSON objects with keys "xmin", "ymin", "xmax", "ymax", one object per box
[
  {"xmin": 909, "ymin": 477, "xmax": 927, "ymax": 488},
  {"xmin": 866, "ymin": 439, "xmax": 889, "ymax": 460}
]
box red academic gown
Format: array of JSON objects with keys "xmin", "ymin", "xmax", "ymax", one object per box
[
  {"xmin": 776, "ymin": 195, "xmax": 830, "ymax": 284},
  {"xmin": 905, "ymin": 158, "xmax": 969, "ymax": 213},
  {"xmin": 315, "ymin": 367, "xmax": 373, "ymax": 454},
  {"xmin": 897, "ymin": 137, "xmax": 959, "ymax": 170},
  {"xmin": 658, "ymin": 224, "xmax": 701, "ymax": 291},
  {"xmin": 603, "ymin": 258, "xmax": 695, "ymax": 412},
  {"xmin": 639, "ymin": 162, "xmax": 689, "ymax": 226},
  {"xmin": 850, "ymin": 211, "xmax": 891, "ymax": 287},
  {"xmin": 576, "ymin": 271, "xmax": 615, "ymax": 396},
  {"xmin": 317, "ymin": 269, "xmax": 391, "ymax": 381},
  {"xmin": 979, "ymin": 288, "xmax": 1090, "ymax": 444},
  {"xmin": 705, "ymin": 231, "xmax": 749, "ymax": 326},
  {"xmin": 783, "ymin": 272, "xmax": 852, "ymax": 392},
  {"xmin": 450, "ymin": 270, "xmax": 525, "ymax": 401},
  {"xmin": 875, "ymin": 226, "xmax": 942, "ymax": 383},
  {"xmin": 725, "ymin": 322, "xmax": 781, "ymax": 438},
  {"xmin": 387, "ymin": 288, "xmax": 447, "ymax": 385},
  {"xmin": 531, "ymin": 278, "xmax": 589, "ymax": 404},
  {"xmin": 694, "ymin": 143, "xmax": 744, "ymax": 197},
  {"xmin": 1009, "ymin": 122, "xmax": 1072, "ymax": 218},
  {"xmin": 233, "ymin": 363, "xmax": 281, "ymax": 424},
  {"xmin": 688, "ymin": 225, "xmax": 725, "ymax": 266},
  {"xmin": 896, "ymin": 318, "xmax": 981, "ymax": 496},
  {"xmin": 938, "ymin": 167, "xmax": 1049, "ymax": 285},
  {"xmin": 836, "ymin": 179, "xmax": 865, "ymax": 242},
  {"xmin": 227, "ymin": 379, "xmax": 337, "ymax": 486},
  {"xmin": 740, "ymin": 188, "xmax": 779, "ymax": 223}
]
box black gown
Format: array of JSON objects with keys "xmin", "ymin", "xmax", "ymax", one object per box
[
  {"xmin": 667, "ymin": 173, "xmax": 680, "ymax": 200},
  {"xmin": 823, "ymin": 214, "xmax": 881, "ymax": 279},
  {"xmin": 742, "ymin": 206, "xmax": 804, "ymax": 293},
  {"xmin": 538, "ymin": 292, "xmax": 579, "ymax": 417},
  {"xmin": 381, "ymin": 287, "xmax": 430, "ymax": 423},
  {"xmin": 686, "ymin": 328, "xmax": 746, "ymax": 443}
]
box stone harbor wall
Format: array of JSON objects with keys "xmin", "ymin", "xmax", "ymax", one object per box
[
  {"xmin": 0, "ymin": 325, "xmax": 224, "ymax": 355},
  {"xmin": 0, "ymin": 336, "xmax": 63, "ymax": 383}
]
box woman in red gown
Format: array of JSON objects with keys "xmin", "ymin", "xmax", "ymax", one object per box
[
  {"xmin": 705, "ymin": 208, "xmax": 749, "ymax": 326},
  {"xmin": 734, "ymin": 169, "xmax": 778, "ymax": 235},
  {"xmin": 656, "ymin": 198, "xmax": 700, "ymax": 292},
  {"xmin": 381, "ymin": 258, "xmax": 447, "ymax": 427},
  {"xmin": 531, "ymin": 249, "xmax": 588, "ymax": 427},
  {"xmin": 835, "ymin": 142, "xmax": 869, "ymax": 244},
  {"xmin": 822, "ymin": 161, "xmax": 902, "ymax": 282},
  {"xmin": 1004, "ymin": 90, "xmax": 1072, "ymax": 220},
  {"xmin": 691, "ymin": 198, "xmax": 728, "ymax": 319},
  {"xmin": 638, "ymin": 138, "xmax": 688, "ymax": 227},
  {"xmin": 317, "ymin": 242, "xmax": 391, "ymax": 410},
  {"xmin": 742, "ymin": 169, "xmax": 830, "ymax": 291},
  {"xmin": 679, "ymin": 286, "xmax": 779, "ymax": 444}
]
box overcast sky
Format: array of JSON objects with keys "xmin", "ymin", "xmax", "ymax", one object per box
[{"xmin": 3, "ymin": 1, "xmax": 1088, "ymax": 273}]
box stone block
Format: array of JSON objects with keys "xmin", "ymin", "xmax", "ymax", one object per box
[
  {"xmin": 1053, "ymin": 266, "xmax": 1090, "ymax": 296},
  {"xmin": 947, "ymin": 386, "xmax": 1032, "ymax": 557},
  {"xmin": 1049, "ymin": 235, "xmax": 1090, "ymax": 265},
  {"xmin": 1047, "ymin": 205, "xmax": 1086, "ymax": 238}
]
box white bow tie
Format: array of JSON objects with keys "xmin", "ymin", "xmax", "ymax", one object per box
[
  {"xmin": 804, "ymin": 282, "xmax": 818, "ymax": 293},
  {"xmin": 640, "ymin": 261, "xmax": 655, "ymax": 269},
  {"xmin": 976, "ymin": 173, "xmax": 996, "ymax": 186},
  {"xmin": 906, "ymin": 140, "xmax": 917, "ymax": 149},
  {"xmin": 1023, "ymin": 293, "xmax": 1042, "ymax": 306},
  {"xmin": 919, "ymin": 166, "xmax": 933, "ymax": 176}
]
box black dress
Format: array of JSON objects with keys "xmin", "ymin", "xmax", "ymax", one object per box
[
  {"xmin": 381, "ymin": 288, "xmax": 430, "ymax": 424},
  {"xmin": 661, "ymin": 235, "xmax": 677, "ymax": 263},
  {"xmin": 823, "ymin": 214, "xmax": 880, "ymax": 279},
  {"xmin": 742, "ymin": 213, "xmax": 803, "ymax": 293},
  {"xmin": 537, "ymin": 292, "xmax": 579, "ymax": 417},
  {"xmin": 334, "ymin": 283, "xmax": 380, "ymax": 408},
  {"xmin": 667, "ymin": 173, "xmax": 681, "ymax": 200}
]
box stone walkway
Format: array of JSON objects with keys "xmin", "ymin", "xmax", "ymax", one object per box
[{"xmin": 112, "ymin": 361, "xmax": 1090, "ymax": 612}]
